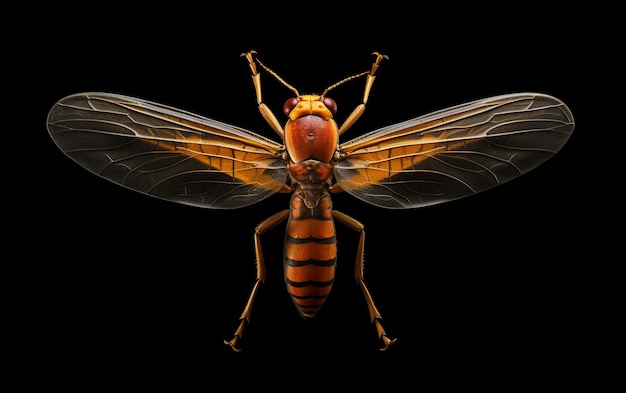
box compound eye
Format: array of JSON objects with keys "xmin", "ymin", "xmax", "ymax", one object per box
[
  {"xmin": 283, "ymin": 97, "xmax": 299, "ymax": 116},
  {"xmin": 323, "ymin": 97, "xmax": 337, "ymax": 115}
]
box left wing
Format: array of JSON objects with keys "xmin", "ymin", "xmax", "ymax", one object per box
[
  {"xmin": 335, "ymin": 93, "xmax": 574, "ymax": 209},
  {"xmin": 47, "ymin": 92, "xmax": 288, "ymax": 209}
]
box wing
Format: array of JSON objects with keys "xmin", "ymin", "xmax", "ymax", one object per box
[
  {"xmin": 47, "ymin": 92, "xmax": 288, "ymax": 209},
  {"xmin": 335, "ymin": 93, "xmax": 574, "ymax": 209}
]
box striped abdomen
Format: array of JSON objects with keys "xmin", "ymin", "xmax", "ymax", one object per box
[{"xmin": 284, "ymin": 185, "xmax": 336, "ymax": 318}]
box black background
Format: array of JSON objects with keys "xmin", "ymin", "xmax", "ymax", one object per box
[{"xmin": 18, "ymin": 4, "xmax": 611, "ymax": 390}]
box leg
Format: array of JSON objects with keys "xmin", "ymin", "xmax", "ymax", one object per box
[
  {"xmin": 337, "ymin": 52, "xmax": 388, "ymax": 136},
  {"xmin": 224, "ymin": 209, "xmax": 290, "ymax": 352},
  {"xmin": 332, "ymin": 210, "xmax": 397, "ymax": 351},
  {"xmin": 240, "ymin": 50, "xmax": 285, "ymax": 138}
]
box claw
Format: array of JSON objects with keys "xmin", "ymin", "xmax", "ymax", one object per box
[
  {"xmin": 369, "ymin": 52, "xmax": 388, "ymax": 76},
  {"xmin": 224, "ymin": 336, "xmax": 243, "ymax": 352},
  {"xmin": 378, "ymin": 335, "xmax": 398, "ymax": 352},
  {"xmin": 374, "ymin": 319, "xmax": 396, "ymax": 351},
  {"xmin": 240, "ymin": 49, "xmax": 257, "ymax": 58},
  {"xmin": 371, "ymin": 51, "xmax": 389, "ymax": 62},
  {"xmin": 224, "ymin": 318, "xmax": 249, "ymax": 352},
  {"xmin": 241, "ymin": 50, "xmax": 259, "ymax": 75}
]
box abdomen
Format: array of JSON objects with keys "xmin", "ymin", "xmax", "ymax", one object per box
[{"xmin": 284, "ymin": 187, "xmax": 337, "ymax": 318}]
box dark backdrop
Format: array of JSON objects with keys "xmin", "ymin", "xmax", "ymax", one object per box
[{"xmin": 21, "ymin": 4, "xmax": 607, "ymax": 390}]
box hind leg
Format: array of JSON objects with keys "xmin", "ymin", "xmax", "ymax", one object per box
[
  {"xmin": 332, "ymin": 210, "xmax": 397, "ymax": 351},
  {"xmin": 224, "ymin": 209, "xmax": 290, "ymax": 352}
]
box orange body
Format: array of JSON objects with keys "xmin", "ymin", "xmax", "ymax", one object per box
[
  {"xmin": 47, "ymin": 52, "xmax": 572, "ymax": 352},
  {"xmin": 284, "ymin": 184, "xmax": 336, "ymax": 317},
  {"xmin": 283, "ymin": 95, "xmax": 339, "ymax": 317}
]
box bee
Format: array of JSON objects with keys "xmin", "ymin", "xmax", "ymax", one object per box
[{"xmin": 47, "ymin": 51, "xmax": 574, "ymax": 351}]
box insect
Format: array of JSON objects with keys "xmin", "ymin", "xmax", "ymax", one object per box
[{"xmin": 47, "ymin": 50, "xmax": 574, "ymax": 352}]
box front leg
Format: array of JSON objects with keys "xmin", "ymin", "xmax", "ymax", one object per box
[
  {"xmin": 337, "ymin": 52, "xmax": 388, "ymax": 136},
  {"xmin": 241, "ymin": 50, "xmax": 285, "ymax": 138}
]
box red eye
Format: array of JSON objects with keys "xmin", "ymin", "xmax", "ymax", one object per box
[
  {"xmin": 283, "ymin": 97, "xmax": 299, "ymax": 116},
  {"xmin": 323, "ymin": 97, "xmax": 337, "ymax": 115}
]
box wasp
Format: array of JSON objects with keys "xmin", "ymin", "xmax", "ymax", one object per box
[{"xmin": 47, "ymin": 50, "xmax": 574, "ymax": 351}]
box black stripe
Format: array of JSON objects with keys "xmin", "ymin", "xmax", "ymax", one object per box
[
  {"xmin": 286, "ymin": 278, "xmax": 334, "ymax": 287},
  {"xmin": 291, "ymin": 293, "xmax": 328, "ymax": 300},
  {"xmin": 289, "ymin": 216, "xmax": 333, "ymax": 222},
  {"xmin": 299, "ymin": 305, "xmax": 323, "ymax": 311},
  {"xmin": 286, "ymin": 236, "xmax": 335, "ymax": 244},
  {"xmin": 285, "ymin": 257, "xmax": 336, "ymax": 267}
]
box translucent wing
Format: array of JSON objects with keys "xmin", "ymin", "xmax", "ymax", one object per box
[
  {"xmin": 335, "ymin": 93, "xmax": 574, "ymax": 209},
  {"xmin": 47, "ymin": 92, "xmax": 288, "ymax": 209}
]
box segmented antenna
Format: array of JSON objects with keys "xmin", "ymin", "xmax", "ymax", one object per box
[
  {"xmin": 256, "ymin": 59, "xmax": 300, "ymax": 97},
  {"xmin": 322, "ymin": 71, "xmax": 369, "ymax": 97},
  {"xmin": 257, "ymin": 57, "xmax": 373, "ymax": 98}
]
